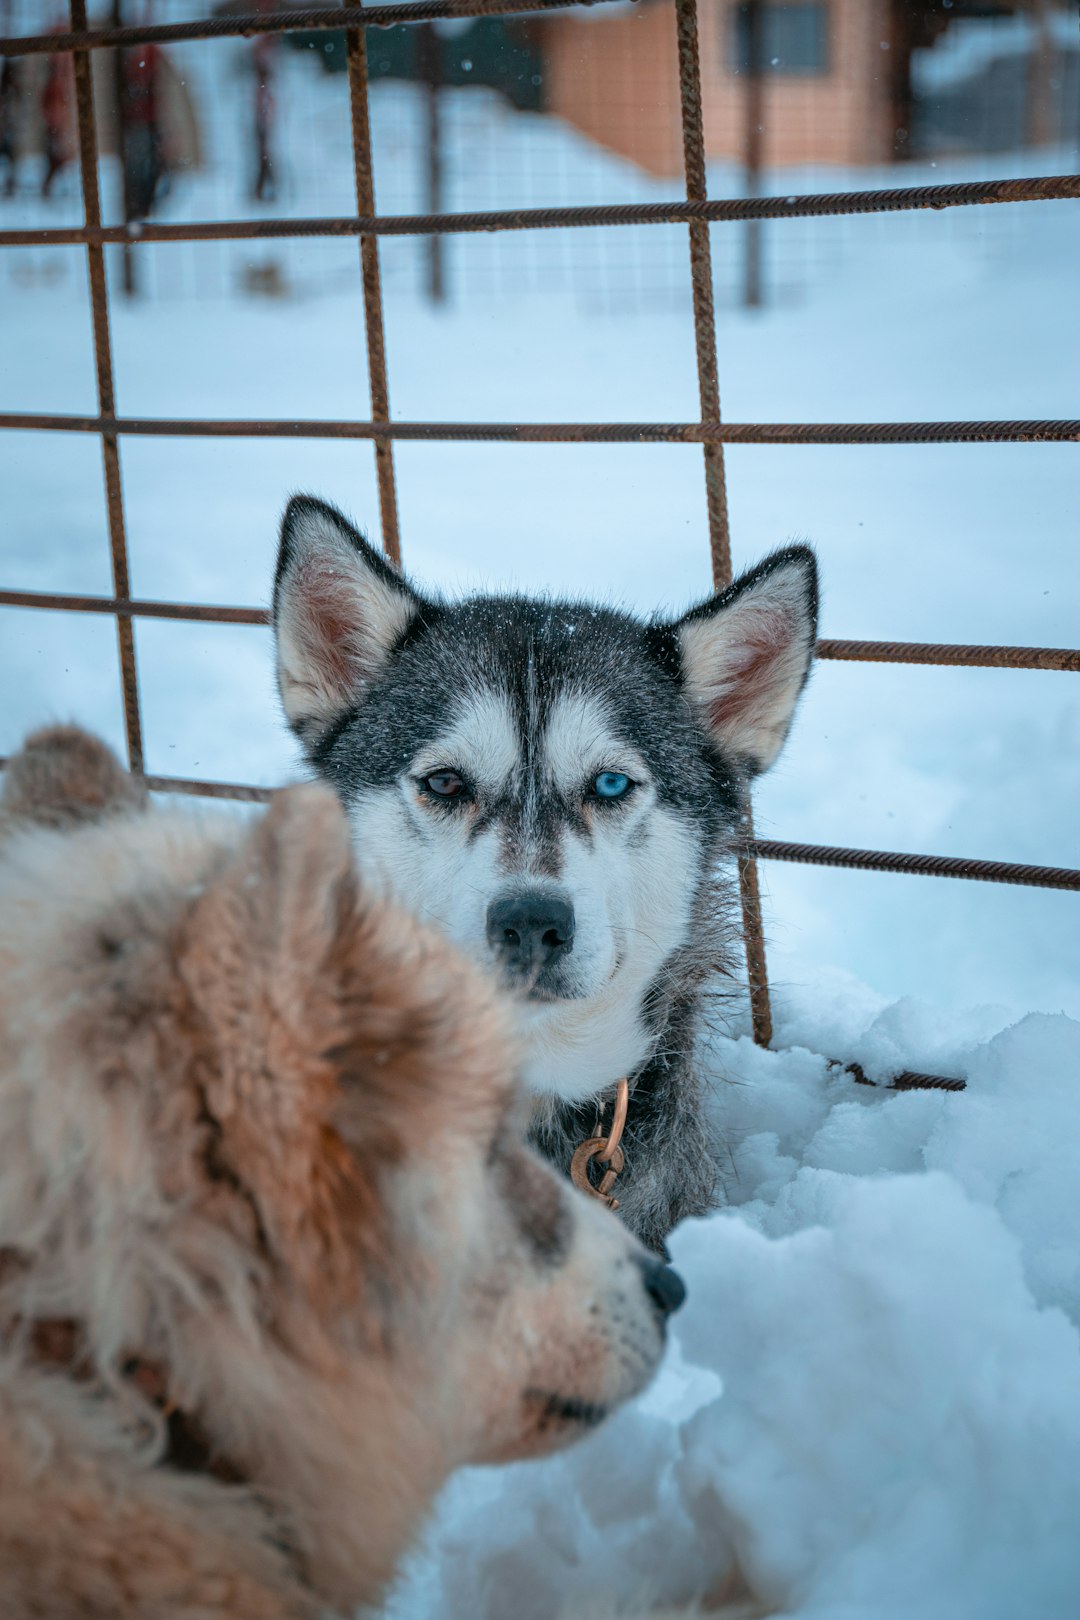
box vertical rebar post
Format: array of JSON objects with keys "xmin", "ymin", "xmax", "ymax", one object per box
[
  {"xmin": 674, "ymin": 0, "xmax": 731, "ymax": 584},
  {"xmin": 674, "ymin": 0, "xmax": 773, "ymax": 1047},
  {"xmin": 69, "ymin": 0, "xmax": 144, "ymax": 771},
  {"xmin": 343, "ymin": 12, "xmax": 402, "ymax": 564},
  {"xmin": 742, "ymin": 0, "xmax": 764, "ymax": 309}
]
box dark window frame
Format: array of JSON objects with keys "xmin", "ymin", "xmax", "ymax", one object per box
[{"xmin": 729, "ymin": 1, "xmax": 831, "ymax": 77}]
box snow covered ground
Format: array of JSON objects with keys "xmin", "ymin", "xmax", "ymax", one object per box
[
  {"xmin": 1, "ymin": 18, "xmax": 1079, "ymax": 1618},
  {"xmin": 388, "ymin": 998, "xmax": 1080, "ymax": 1620}
]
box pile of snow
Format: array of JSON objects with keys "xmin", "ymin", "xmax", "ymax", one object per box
[
  {"xmin": 387, "ymin": 985, "xmax": 1080, "ymax": 1619},
  {"xmin": 915, "ymin": 9, "xmax": 1079, "ymax": 95}
]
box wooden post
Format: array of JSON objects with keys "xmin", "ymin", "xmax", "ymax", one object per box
[
  {"xmin": 110, "ymin": 0, "xmax": 136, "ymax": 296},
  {"xmin": 416, "ymin": 23, "xmax": 445, "ymax": 305},
  {"xmin": 743, "ymin": 0, "xmax": 764, "ymax": 309},
  {"xmin": 1025, "ymin": 0, "xmax": 1058, "ymax": 151}
]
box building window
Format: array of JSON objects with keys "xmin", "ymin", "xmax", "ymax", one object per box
[{"xmin": 729, "ymin": 3, "xmax": 830, "ymax": 76}]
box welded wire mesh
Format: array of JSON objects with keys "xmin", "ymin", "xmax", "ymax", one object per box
[{"xmin": 1, "ymin": 0, "xmax": 1077, "ymax": 1080}]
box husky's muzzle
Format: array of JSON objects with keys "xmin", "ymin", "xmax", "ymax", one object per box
[{"xmin": 486, "ymin": 887, "xmax": 578, "ymax": 999}]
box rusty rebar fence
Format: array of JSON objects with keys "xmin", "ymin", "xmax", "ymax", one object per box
[{"xmin": 2, "ymin": 1, "xmax": 1078, "ymax": 1085}]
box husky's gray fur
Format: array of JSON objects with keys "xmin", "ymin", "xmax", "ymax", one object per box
[{"xmin": 272, "ymin": 497, "xmax": 818, "ymax": 1251}]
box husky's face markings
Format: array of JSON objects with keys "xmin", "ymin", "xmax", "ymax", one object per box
[
  {"xmin": 273, "ymin": 496, "xmax": 818, "ymax": 1117},
  {"xmin": 382, "ymin": 684, "xmax": 695, "ymax": 1020}
]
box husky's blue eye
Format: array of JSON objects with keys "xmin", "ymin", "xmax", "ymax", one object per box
[{"xmin": 593, "ymin": 771, "xmax": 632, "ymax": 800}]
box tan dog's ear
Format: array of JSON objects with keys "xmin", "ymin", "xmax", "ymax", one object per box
[
  {"xmin": 1, "ymin": 723, "xmax": 147, "ymax": 830},
  {"xmin": 180, "ymin": 783, "xmax": 377, "ymax": 1290},
  {"xmin": 242, "ymin": 780, "xmax": 358, "ymax": 980},
  {"xmin": 184, "ymin": 779, "xmax": 360, "ymax": 1087},
  {"xmin": 181, "ymin": 781, "xmax": 513, "ymax": 1298}
]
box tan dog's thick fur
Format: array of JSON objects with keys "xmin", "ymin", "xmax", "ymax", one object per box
[{"xmin": 0, "ymin": 726, "xmax": 673, "ymax": 1619}]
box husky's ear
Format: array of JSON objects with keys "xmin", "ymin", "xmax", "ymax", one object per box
[
  {"xmin": 675, "ymin": 545, "xmax": 818, "ymax": 774},
  {"xmin": 272, "ymin": 495, "xmax": 423, "ymax": 750}
]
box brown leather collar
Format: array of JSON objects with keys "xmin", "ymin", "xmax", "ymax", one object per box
[{"xmin": 19, "ymin": 1312, "xmax": 245, "ymax": 1485}]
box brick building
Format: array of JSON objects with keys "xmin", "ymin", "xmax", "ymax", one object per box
[{"xmin": 539, "ymin": 0, "xmax": 902, "ymax": 178}]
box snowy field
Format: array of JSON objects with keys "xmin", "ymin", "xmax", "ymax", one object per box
[{"xmin": 2, "ymin": 16, "xmax": 1079, "ymax": 1618}]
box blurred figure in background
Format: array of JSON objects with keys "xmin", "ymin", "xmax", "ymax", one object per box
[
  {"xmin": 122, "ymin": 41, "xmax": 169, "ymax": 219},
  {"xmin": 251, "ymin": 30, "xmax": 277, "ymax": 202},
  {"xmin": 0, "ymin": 56, "xmax": 18, "ymax": 198},
  {"xmin": 40, "ymin": 28, "xmax": 74, "ymax": 198}
]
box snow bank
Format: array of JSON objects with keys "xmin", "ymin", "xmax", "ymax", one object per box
[{"xmin": 387, "ymin": 993, "xmax": 1080, "ymax": 1619}]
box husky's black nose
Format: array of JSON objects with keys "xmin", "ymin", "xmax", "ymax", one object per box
[
  {"xmin": 486, "ymin": 892, "xmax": 575, "ymax": 980},
  {"xmin": 637, "ymin": 1255, "xmax": 687, "ymax": 1318}
]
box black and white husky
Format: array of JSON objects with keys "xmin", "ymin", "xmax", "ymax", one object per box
[{"xmin": 272, "ymin": 496, "xmax": 818, "ymax": 1251}]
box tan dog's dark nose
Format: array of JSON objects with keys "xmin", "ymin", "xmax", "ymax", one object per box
[{"xmin": 637, "ymin": 1255, "xmax": 686, "ymax": 1318}]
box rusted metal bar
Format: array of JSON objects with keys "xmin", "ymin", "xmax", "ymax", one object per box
[
  {"xmin": 674, "ymin": 0, "xmax": 731, "ymax": 582},
  {"xmin": 752, "ymin": 839, "xmax": 1080, "ymax": 893},
  {"xmin": 140, "ymin": 774, "xmax": 273, "ymax": 802},
  {"xmin": 0, "ymin": 760, "xmax": 272, "ymax": 803},
  {"xmin": 343, "ymin": 14, "xmax": 401, "ymax": 564},
  {"xmin": 735, "ymin": 828, "xmax": 773, "ymax": 1041},
  {"xmin": 673, "ymin": 0, "xmax": 774, "ymax": 1046},
  {"xmin": 3, "ymin": 593, "xmax": 1076, "ymax": 676},
  {"xmin": 3, "ymin": 174, "xmax": 1078, "ymax": 248},
  {"xmin": 7, "ymin": 172, "xmax": 1080, "ymax": 247},
  {"xmin": 0, "ymin": 589, "xmax": 269, "ymax": 624},
  {"xmin": 69, "ymin": 0, "xmax": 143, "ymax": 773},
  {"xmin": 0, "ymin": 0, "xmax": 622, "ymax": 56},
  {"xmin": 840, "ymin": 1060, "xmax": 967, "ymax": 1093},
  {"xmin": 7, "ymin": 414, "xmax": 1077, "ymax": 445},
  {"xmin": 889, "ymin": 1071, "xmax": 967, "ymax": 1093},
  {"xmin": 816, "ymin": 640, "xmax": 1080, "ymax": 673}
]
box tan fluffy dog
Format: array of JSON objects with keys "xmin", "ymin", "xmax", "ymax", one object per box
[{"xmin": 0, "ymin": 727, "xmax": 678, "ymax": 1620}]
